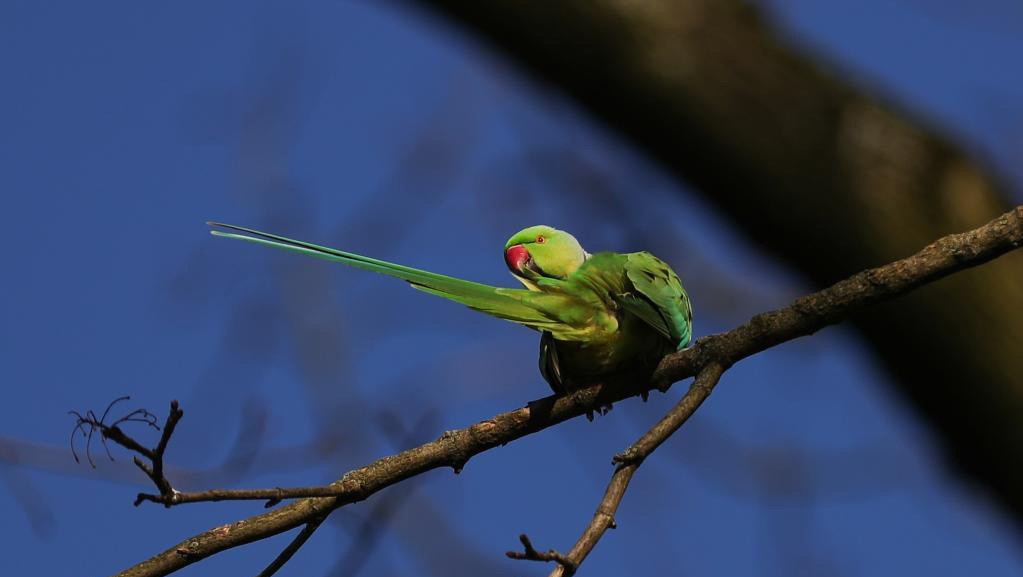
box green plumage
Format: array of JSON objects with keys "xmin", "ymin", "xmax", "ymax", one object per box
[{"xmin": 209, "ymin": 222, "xmax": 692, "ymax": 392}]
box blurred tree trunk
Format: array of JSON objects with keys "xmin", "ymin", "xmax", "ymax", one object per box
[{"xmin": 415, "ymin": 0, "xmax": 1023, "ymax": 531}]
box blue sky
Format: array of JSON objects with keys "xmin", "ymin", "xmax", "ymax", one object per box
[{"xmin": 1, "ymin": 1, "xmax": 1022, "ymax": 576}]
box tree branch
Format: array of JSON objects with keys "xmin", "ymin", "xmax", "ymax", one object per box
[
  {"xmin": 510, "ymin": 364, "xmax": 726, "ymax": 576},
  {"xmin": 113, "ymin": 205, "xmax": 1023, "ymax": 577}
]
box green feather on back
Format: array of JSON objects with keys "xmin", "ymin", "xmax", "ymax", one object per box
[{"xmin": 622, "ymin": 252, "xmax": 693, "ymax": 350}]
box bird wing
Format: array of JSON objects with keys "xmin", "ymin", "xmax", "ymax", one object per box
[
  {"xmin": 208, "ymin": 222, "xmax": 586, "ymax": 335},
  {"xmin": 622, "ymin": 252, "xmax": 692, "ymax": 349}
]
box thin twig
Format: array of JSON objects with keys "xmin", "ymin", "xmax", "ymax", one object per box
[
  {"xmin": 506, "ymin": 534, "xmax": 575, "ymax": 570},
  {"xmin": 111, "ymin": 205, "xmax": 1023, "ymax": 577},
  {"xmin": 130, "ymin": 402, "xmax": 184, "ymax": 504},
  {"xmin": 134, "ymin": 486, "xmax": 351, "ymax": 508},
  {"xmin": 70, "ymin": 396, "xmax": 158, "ymax": 467},
  {"xmin": 72, "ymin": 400, "xmax": 348, "ymax": 509},
  {"xmin": 516, "ymin": 365, "xmax": 725, "ymax": 577},
  {"xmin": 254, "ymin": 517, "xmax": 325, "ymax": 577}
]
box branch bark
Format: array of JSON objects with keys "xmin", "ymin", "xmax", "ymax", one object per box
[
  {"xmin": 112, "ymin": 206, "xmax": 1022, "ymax": 577},
  {"xmin": 412, "ymin": 0, "xmax": 1023, "ymax": 528}
]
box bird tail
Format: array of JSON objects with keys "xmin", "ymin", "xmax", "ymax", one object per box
[{"xmin": 208, "ymin": 222, "xmax": 571, "ymax": 332}]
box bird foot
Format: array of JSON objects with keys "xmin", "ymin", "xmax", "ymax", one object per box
[{"xmin": 585, "ymin": 404, "xmax": 614, "ymax": 421}]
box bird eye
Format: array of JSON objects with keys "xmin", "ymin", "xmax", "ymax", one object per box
[{"xmin": 536, "ymin": 235, "xmax": 546, "ymax": 244}]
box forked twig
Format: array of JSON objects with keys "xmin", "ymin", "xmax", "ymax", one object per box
[
  {"xmin": 506, "ymin": 534, "xmax": 576, "ymax": 572},
  {"xmin": 70, "ymin": 399, "xmax": 183, "ymax": 506}
]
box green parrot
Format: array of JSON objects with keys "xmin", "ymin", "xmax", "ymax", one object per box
[{"xmin": 208, "ymin": 222, "xmax": 692, "ymax": 392}]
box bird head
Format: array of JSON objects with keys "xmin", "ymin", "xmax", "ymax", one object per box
[{"xmin": 504, "ymin": 225, "xmax": 588, "ymax": 286}]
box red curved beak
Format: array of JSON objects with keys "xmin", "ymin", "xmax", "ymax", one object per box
[{"xmin": 504, "ymin": 244, "xmax": 529, "ymax": 273}]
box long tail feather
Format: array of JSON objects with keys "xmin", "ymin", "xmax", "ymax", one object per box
[
  {"xmin": 207, "ymin": 222, "xmax": 572, "ymax": 331},
  {"xmin": 209, "ymin": 222, "xmax": 474, "ymax": 285}
]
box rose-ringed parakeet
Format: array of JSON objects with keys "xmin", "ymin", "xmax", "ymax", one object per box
[{"xmin": 208, "ymin": 223, "xmax": 692, "ymax": 392}]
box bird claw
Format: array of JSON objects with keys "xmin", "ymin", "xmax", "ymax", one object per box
[{"xmin": 585, "ymin": 404, "xmax": 614, "ymax": 421}]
